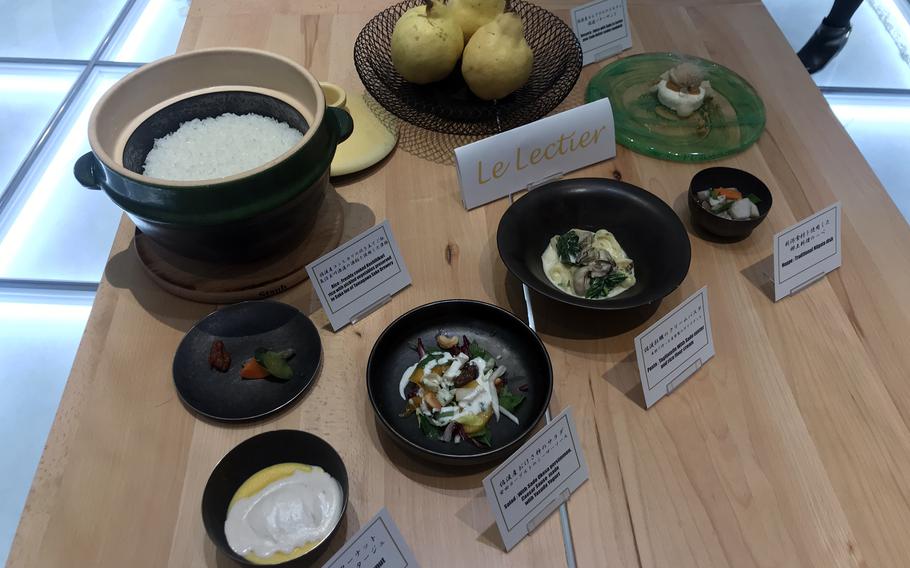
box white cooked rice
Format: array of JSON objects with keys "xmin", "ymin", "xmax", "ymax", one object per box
[{"xmin": 142, "ymin": 112, "xmax": 304, "ymax": 181}]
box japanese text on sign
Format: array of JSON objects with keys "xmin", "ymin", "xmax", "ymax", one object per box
[
  {"xmin": 306, "ymin": 221, "xmax": 411, "ymax": 330},
  {"xmin": 570, "ymin": 0, "xmax": 632, "ymax": 65},
  {"xmin": 483, "ymin": 408, "xmax": 589, "ymax": 551},
  {"xmin": 774, "ymin": 203, "xmax": 842, "ymax": 301},
  {"xmin": 635, "ymin": 286, "xmax": 715, "ymax": 408},
  {"xmin": 314, "ymin": 226, "xmax": 396, "ymax": 309},
  {"xmin": 322, "ymin": 508, "xmax": 419, "ymax": 568}
]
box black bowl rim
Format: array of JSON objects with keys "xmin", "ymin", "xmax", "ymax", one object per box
[
  {"xmin": 172, "ymin": 300, "xmax": 323, "ymax": 422},
  {"xmin": 687, "ymin": 166, "xmax": 774, "ymax": 226},
  {"xmin": 201, "ymin": 429, "xmax": 349, "ymax": 566},
  {"xmin": 496, "ymin": 177, "xmax": 692, "ymax": 310},
  {"xmin": 366, "ymin": 299, "xmax": 554, "ymax": 461}
]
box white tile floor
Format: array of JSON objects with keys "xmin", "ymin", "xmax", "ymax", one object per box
[
  {"xmin": 0, "ymin": 64, "xmax": 79, "ymax": 195},
  {"xmin": 0, "ymin": 1, "xmax": 189, "ymax": 563},
  {"xmin": 763, "ymin": 0, "xmax": 910, "ymax": 220},
  {"xmin": 764, "ymin": 0, "xmax": 910, "ymax": 88},
  {"xmin": 104, "ymin": 0, "xmax": 191, "ymax": 62},
  {"xmin": 829, "ymin": 93, "xmax": 910, "ymax": 218},
  {"xmin": 0, "ymin": 67, "xmax": 128, "ymax": 281},
  {"xmin": 0, "ymin": 1, "xmax": 908, "ymax": 565},
  {"xmin": 0, "ymin": 0, "xmax": 126, "ymax": 59}
]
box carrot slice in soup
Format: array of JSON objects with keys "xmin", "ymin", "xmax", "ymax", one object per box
[{"xmin": 716, "ymin": 187, "xmax": 742, "ymax": 200}]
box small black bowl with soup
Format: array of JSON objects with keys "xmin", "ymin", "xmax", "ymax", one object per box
[{"xmin": 688, "ymin": 167, "xmax": 773, "ymax": 239}]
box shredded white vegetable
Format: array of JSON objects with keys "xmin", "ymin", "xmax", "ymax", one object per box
[
  {"xmin": 400, "ymin": 337, "xmax": 525, "ymax": 445},
  {"xmin": 399, "ymin": 362, "xmax": 418, "ymax": 399},
  {"xmin": 500, "ymin": 407, "xmax": 520, "ymax": 425},
  {"xmin": 486, "ymin": 366, "xmax": 507, "ymax": 421}
]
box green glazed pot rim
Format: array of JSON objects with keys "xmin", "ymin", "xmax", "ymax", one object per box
[
  {"xmin": 100, "ymin": 122, "xmax": 338, "ymax": 226},
  {"xmin": 88, "ymin": 47, "xmax": 326, "ymax": 191}
]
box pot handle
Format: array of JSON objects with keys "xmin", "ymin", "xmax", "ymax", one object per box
[
  {"xmin": 74, "ymin": 152, "xmax": 102, "ymax": 189},
  {"xmin": 327, "ymin": 106, "xmax": 354, "ymax": 143}
]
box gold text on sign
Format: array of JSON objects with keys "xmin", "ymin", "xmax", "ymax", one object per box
[{"xmin": 476, "ymin": 125, "xmax": 608, "ymax": 185}]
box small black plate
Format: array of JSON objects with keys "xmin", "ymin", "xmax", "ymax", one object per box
[
  {"xmin": 202, "ymin": 430, "xmax": 348, "ymax": 566},
  {"xmin": 173, "ymin": 301, "xmax": 321, "ymax": 422},
  {"xmin": 497, "ymin": 178, "xmax": 691, "ymax": 310},
  {"xmin": 367, "ymin": 299, "xmax": 553, "ymax": 466}
]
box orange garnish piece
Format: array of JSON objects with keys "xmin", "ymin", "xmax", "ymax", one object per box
[
  {"xmin": 716, "ymin": 187, "xmax": 742, "ymax": 200},
  {"xmin": 240, "ymin": 358, "xmax": 270, "ymax": 379}
]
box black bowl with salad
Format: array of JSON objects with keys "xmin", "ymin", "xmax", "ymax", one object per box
[
  {"xmin": 688, "ymin": 167, "xmax": 773, "ymax": 239},
  {"xmin": 366, "ymin": 299, "xmax": 553, "ymax": 466}
]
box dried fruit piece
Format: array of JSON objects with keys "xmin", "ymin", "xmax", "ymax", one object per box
[
  {"xmin": 453, "ymin": 362, "xmax": 478, "ymax": 387},
  {"xmin": 208, "ymin": 340, "xmax": 231, "ymax": 372}
]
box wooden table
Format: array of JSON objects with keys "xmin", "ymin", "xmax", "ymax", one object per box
[{"xmin": 9, "ymin": 0, "xmax": 910, "ymax": 566}]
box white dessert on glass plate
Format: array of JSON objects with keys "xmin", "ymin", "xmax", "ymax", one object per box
[{"xmin": 652, "ymin": 62, "xmax": 712, "ymax": 118}]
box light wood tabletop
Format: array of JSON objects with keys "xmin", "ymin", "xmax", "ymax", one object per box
[{"xmin": 9, "ymin": 0, "xmax": 910, "ymax": 567}]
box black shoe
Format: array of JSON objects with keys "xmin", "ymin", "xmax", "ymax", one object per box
[{"xmin": 797, "ymin": 21, "xmax": 852, "ymax": 74}]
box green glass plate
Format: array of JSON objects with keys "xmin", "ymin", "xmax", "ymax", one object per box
[{"xmin": 585, "ymin": 53, "xmax": 766, "ymax": 162}]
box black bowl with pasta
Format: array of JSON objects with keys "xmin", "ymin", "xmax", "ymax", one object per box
[{"xmin": 497, "ymin": 178, "xmax": 691, "ymax": 310}]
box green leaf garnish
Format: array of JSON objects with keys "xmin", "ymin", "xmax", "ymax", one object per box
[
  {"xmin": 416, "ymin": 350, "xmax": 444, "ymax": 368},
  {"xmin": 712, "ymin": 200, "xmax": 735, "ymax": 214},
  {"xmin": 586, "ymin": 279, "xmax": 606, "ymax": 298},
  {"xmin": 556, "ymin": 231, "xmax": 581, "ymax": 265},
  {"xmin": 417, "ymin": 413, "xmax": 442, "ymax": 440},
  {"xmin": 497, "ymin": 387, "xmax": 526, "ymax": 413},
  {"xmin": 470, "ymin": 427, "xmax": 493, "ymax": 447},
  {"xmin": 254, "ymin": 348, "xmax": 293, "ymax": 380},
  {"xmin": 468, "ymin": 342, "xmax": 489, "ymax": 360},
  {"xmin": 746, "ymin": 193, "xmax": 762, "ymax": 204},
  {"xmin": 585, "ymin": 271, "xmax": 629, "ymax": 299},
  {"xmin": 399, "ymin": 403, "xmax": 416, "ymax": 418}
]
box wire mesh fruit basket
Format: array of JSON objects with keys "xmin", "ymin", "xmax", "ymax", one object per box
[{"xmin": 354, "ymin": 0, "xmax": 582, "ymax": 136}]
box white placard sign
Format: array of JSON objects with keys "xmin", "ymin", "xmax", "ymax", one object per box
[
  {"xmin": 482, "ymin": 407, "xmax": 589, "ymax": 551},
  {"xmin": 454, "ymin": 97, "xmax": 616, "ymax": 210},
  {"xmin": 773, "ymin": 202, "xmax": 842, "ymax": 302},
  {"xmin": 322, "ymin": 508, "xmax": 420, "ymax": 568},
  {"xmin": 571, "ymin": 0, "xmax": 632, "ymax": 66},
  {"xmin": 635, "ymin": 286, "xmax": 715, "ymax": 408},
  {"xmin": 306, "ymin": 221, "xmax": 411, "ymax": 331}
]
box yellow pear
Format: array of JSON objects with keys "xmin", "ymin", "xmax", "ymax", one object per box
[
  {"xmin": 449, "ymin": 0, "xmax": 506, "ymax": 42},
  {"xmin": 461, "ymin": 12, "xmax": 533, "ymax": 100},
  {"xmin": 391, "ymin": 0, "xmax": 464, "ymax": 85}
]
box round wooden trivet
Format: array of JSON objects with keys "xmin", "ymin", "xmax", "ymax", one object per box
[{"xmin": 134, "ymin": 188, "xmax": 345, "ymax": 304}]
